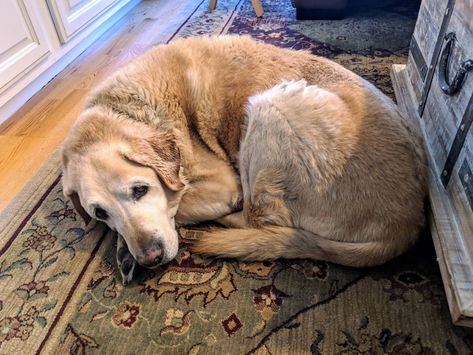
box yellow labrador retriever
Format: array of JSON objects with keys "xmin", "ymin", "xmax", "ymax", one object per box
[{"xmin": 61, "ymin": 36, "xmax": 426, "ymax": 283}]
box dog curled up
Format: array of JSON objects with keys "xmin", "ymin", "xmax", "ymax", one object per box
[
  {"xmin": 195, "ymin": 79, "xmax": 427, "ymax": 268},
  {"xmin": 61, "ymin": 35, "xmax": 427, "ymax": 283}
]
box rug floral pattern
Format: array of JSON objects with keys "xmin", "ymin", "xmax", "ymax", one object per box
[{"xmin": 1, "ymin": 0, "xmax": 473, "ymax": 354}]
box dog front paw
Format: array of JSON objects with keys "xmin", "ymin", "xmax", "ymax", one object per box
[
  {"xmin": 116, "ymin": 234, "xmax": 137, "ymax": 285},
  {"xmin": 230, "ymin": 185, "xmax": 243, "ymax": 212}
]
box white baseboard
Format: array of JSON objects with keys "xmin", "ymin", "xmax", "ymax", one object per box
[{"xmin": 0, "ymin": 0, "xmax": 140, "ymax": 125}]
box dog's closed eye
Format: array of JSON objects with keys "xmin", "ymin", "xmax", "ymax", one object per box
[
  {"xmin": 95, "ymin": 207, "xmax": 108, "ymax": 220},
  {"xmin": 133, "ymin": 185, "xmax": 149, "ymax": 200}
]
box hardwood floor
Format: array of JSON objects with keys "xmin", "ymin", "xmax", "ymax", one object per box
[{"xmin": 0, "ymin": 0, "xmax": 202, "ymax": 212}]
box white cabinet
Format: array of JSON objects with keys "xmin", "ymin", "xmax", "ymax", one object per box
[
  {"xmin": 47, "ymin": 0, "xmax": 121, "ymax": 43},
  {"xmin": 0, "ymin": 0, "xmax": 50, "ymax": 92}
]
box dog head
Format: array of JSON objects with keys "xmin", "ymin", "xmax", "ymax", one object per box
[{"xmin": 61, "ymin": 107, "xmax": 186, "ymax": 268}]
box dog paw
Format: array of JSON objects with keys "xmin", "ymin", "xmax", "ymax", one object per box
[
  {"xmin": 116, "ymin": 235, "xmax": 137, "ymax": 285},
  {"xmin": 185, "ymin": 228, "xmax": 225, "ymax": 256},
  {"xmin": 179, "ymin": 226, "xmax": 209, "ymax": 241},
  {"xmin": 118, "ymin": 255, "xmax": 137, "ymax": 285},
  {"xmin": 231, "ymin": 186, "xmax": 244, "ymax": 211}
]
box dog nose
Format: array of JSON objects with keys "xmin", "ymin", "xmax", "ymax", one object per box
[{"xmin": 137, "ymin": 246, "xmax": 162, "ymax": 268}]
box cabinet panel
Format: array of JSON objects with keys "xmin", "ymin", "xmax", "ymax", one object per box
[
  {"xmin": 47, "ymin": 0, "xmax": 120, "ymax": 43},
  {"xmin": 406, "ymin": 0, "xmax": 449, "ymax": 105},
  {"xmin": 0, "ymin": 0, "xmax": 50, "ymax": 92}
]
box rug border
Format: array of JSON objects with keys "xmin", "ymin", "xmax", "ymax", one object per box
[{"xmin": 0, "ymin": 150, "xmax": 62, "ymax": 246}]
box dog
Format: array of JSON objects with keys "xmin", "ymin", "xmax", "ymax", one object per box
[
  {"xmin": 61, "ymin": 35, "xmax": 427, "ymax": 283},
  {"xmin": 196, "ymin": 79, "xmax": 427, "ymax": 268}
]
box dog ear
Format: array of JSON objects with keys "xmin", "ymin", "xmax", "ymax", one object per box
[
  {"xmin": 124, "ymin": 130, "xmax": 185, "ymax": 192},
  {"xmin": 68, "ymin": 192, "xmax": 92, "ymax": 225},
  {"xmin": 61, "ymin": 148, "xmax": 92, "ymax": 225}
]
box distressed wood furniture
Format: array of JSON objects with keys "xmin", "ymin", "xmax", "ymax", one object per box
[
  {"xmin": 391, "ymin": 0, "xmax": 473, "ymax": 326},
  {"xmin": 209, "ymin": 0, "xmax": 263, "ymax": 17}
]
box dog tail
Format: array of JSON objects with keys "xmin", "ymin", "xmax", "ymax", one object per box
[{"xmin": 188, "ymin": 226, "xmax": 406, "ymax": 268}]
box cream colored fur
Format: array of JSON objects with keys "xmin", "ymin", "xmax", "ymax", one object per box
[
  {"xmin": 61, "ymin": 35, "xmax": 427, "ymax": 269},
  {"xmin": 192, "ymin": 80, "xmax": 427, "ymax": 267}
]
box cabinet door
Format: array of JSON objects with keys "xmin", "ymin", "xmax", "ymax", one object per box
[
  {"xmin": 0, "ymin": 0, "xmax": 50, "ymax": 92},
  {"xmin": 47, "ymin": 0, "xmax": 120, "ymax": 43}
]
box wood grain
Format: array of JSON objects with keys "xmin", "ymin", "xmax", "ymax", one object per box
[
  {"xmin": 208, "ymin": 0, "xmax": 217, "ymax": 11},
  {"xmin": 250, "ymin": 0, "xmax": 264, "ymax": 17},
  {"xmin": 406, "ymin": 0, "xmax": 449, "ymax": 105},
  {"xmin": 0, "ymin": 0, "xmax": 205, "ymax": 212},
  {"xmin": 411, "ymin": 0, "xmax": 447, "ymax": 67},
  {"xmin": 417, "ymin": 0, "xmax": 473, "ymax": 260},
  {"xmin": 209, "ymin": 0, "xmax": 263, "ymax": 17}
]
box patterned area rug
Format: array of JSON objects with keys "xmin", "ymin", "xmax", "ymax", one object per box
[{"xmin": 1, "ymin": 0, "xmax": 473, "ymax": 353}]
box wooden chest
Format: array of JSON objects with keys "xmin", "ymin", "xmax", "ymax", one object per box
[{"xmin": 392, "ymin": 0, "xmax": 473, "ymax": 326}]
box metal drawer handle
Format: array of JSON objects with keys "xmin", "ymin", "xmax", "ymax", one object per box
[{"xmin": 438, "ymin": 32, "xmax": 473, "ymax": 95}]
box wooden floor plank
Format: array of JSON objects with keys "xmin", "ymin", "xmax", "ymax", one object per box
[{"xmin": 0, "ymin": 136, "xmax": 57, "ymax": 206}]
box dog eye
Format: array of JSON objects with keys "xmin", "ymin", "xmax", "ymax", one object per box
[
  {"xmin": 133, "ymin": 185, "xmax": 149, "ymax": 200},
  {"xmin": 95, "ymin": 207, "xmax": 108, "ymax": 220}
]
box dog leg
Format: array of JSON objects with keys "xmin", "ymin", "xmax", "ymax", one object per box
[
  {"xmin": 208, "ymin": 168, "xmax": 292, "ymax": 228},
  {"xmin": 244, "ymin": 168, "xmax": 293, "ymax": 227},
  {"xmin": 116, "ymin": 234, "xmax": 137, "ymax": 285},
  {"xmin": 216, "ymin": 211, "xmax": 247, "ymax": 228},
  {"xmin": 176, "ymin": 180, "xmax": 242, "ymax": 225}
]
